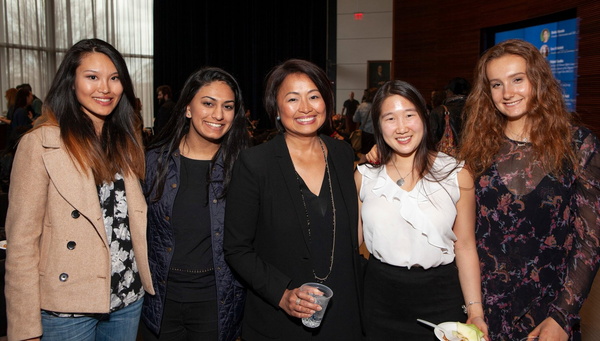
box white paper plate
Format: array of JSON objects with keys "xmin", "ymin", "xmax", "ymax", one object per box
[
  {"xmin": 434, "ymin": 322, "xmax": 484, "ymax": 341},
  {"xmin": 0, "ymin": 240, "xmax": 6, "ymax": 250}
]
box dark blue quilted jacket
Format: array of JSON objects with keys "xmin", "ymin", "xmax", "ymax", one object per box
[{"xmin": 141, "ymin": 148, "xmax": 245, "ymax": 341}]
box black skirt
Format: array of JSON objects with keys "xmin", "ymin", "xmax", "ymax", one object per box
[{"xmin": 364, "ymin": 257, "xmax": 465, "ymax": 341}]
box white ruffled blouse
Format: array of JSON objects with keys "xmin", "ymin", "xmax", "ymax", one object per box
[{"xmin": 358, "ymin": 153, "xmax": 463, "ymax": 269}]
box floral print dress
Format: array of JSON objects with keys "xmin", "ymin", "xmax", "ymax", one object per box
[{"xmin": 476, "ymin": 126, "xmax": 600, "ymax": 340}]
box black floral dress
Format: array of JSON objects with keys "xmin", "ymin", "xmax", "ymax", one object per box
[{"xmin": 476, "ymin": 126, "xmax": 600, "ymax": 340}]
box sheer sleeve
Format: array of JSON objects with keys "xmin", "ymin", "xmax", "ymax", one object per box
[{"xmin": 549, "ymin": 128, "xmax": 600, "ymax": 333}]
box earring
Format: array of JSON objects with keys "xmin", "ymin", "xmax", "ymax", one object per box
[
  {"xmin": 186, "ymin": 112, "xmax": 192, "ymax": 118},
  {"xmin": 276, "ymin": 116, "xmax": 281, "ymax": 121}
]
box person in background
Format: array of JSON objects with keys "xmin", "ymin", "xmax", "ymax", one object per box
[
  {"xmin": 428, "ymin": 89, "xmax": 446, "ymax": 112},
  {"xmin": 356, "ymin": 80, "xmax": 487, "ymax": 340},
  {"xmin": 0, "ymin": 88, "xmax": 20, "ymax": 184},
  {"xmin": 4, "ymin": 38, "xmax": 154, "ymax": 341},
  {"xmin": 341, "ymin": 91, "xmax": 360, "ymax": 133},
  {"xmin": 134, "ymin": 97, "xmax": 143, "ymax": 117},
  {"xmin": 224, "ymin": 59, "xmax": 364, "ymax": 340},
  {"xmin": 140, "ymin": 67, "xmax": 249, "ymax": 341},
  {"xmin": 133, "ymin": 97, "xmax": 152, "ymax": 147},
  {"xmin": 429, "ymin": 77, "xmax": 470, "ymax": 146},
  {"xmin": 459, "ymin": 39, "xmax": 600, "ymax": 340},
  {"xmin": 1, "ymin": 88, "xmax": 17, "ymax": 123},
  {"xmin": 16, "ymin": 83, "xmax": 43, "ymax": 119},
  {"xmin": 154, "ymin": 85, "xmax": 176, "ymax": 137},
  {"xmin": 353, "ymin": 88, "xmax": 377, "ymax": 163},
  {"xmin": 9, "ymin": 87, "xmax": 34, "ymax": 139}
]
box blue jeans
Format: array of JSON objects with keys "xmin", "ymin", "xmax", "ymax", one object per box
[{"xmin": 41, "ymin": 298, "xmax": 143, "ymax": 341}]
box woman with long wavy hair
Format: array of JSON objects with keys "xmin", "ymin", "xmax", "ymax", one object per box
[
  {"xmin": 140, "ymin": 67, "xmax": 249, "ymax": 341},
  {"xmin": 5, "ymin": 38, "xmax": 153, "ymax": 341},
  {"xmin": 460, "ymin": 39, "xmax": 600, "ymax": 340}
]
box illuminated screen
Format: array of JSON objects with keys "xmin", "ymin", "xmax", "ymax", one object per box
[{"xmin": 494, "ymin": 18, "xmax": 578, "ymax": 111}]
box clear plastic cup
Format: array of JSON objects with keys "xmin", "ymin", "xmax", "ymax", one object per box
[{"xmin": 300, "ymin": 282, "xmax": 333, "ymax": 328}]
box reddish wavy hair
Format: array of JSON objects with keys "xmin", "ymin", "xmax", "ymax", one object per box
[{"xmin": 459, "ymin": 39, "xmax": 575, "ymax": 177}]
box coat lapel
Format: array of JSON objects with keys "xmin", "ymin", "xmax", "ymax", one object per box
[{"xmin": 40, "ymin": 128, "xmax": 107, "ymax": 245}]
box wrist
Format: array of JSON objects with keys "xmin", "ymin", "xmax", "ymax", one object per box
[{"xmin": 462, "ymin": 301, "xmax": 483, "ymax": 315}]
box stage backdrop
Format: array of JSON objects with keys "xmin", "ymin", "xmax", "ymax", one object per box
[{"xmin": 153, "ymin": 0, "xmax": 332, "ymax": 130}]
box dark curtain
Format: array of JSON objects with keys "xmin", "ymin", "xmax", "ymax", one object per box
[{"xmin": 154, "ymin": 0, "xmax": 330, "ymax": 130}]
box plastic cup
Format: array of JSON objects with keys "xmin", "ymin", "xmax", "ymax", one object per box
[{"xmin": 300, "ymin": 282, "xmax": 333, "ymax": 328}]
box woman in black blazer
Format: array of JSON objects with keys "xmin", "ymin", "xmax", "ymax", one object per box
[{"xmin": 224, "ymin": 59, "xmax": 364, "ymax": 341}]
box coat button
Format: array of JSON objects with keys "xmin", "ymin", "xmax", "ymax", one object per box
[
  {"xmin": 171, "ymin": 183, "xmax": 177, "ymax": 189},
  {"xmin": 215, "ymin": 232, "xmax": 220, "ymax": 237},
  {"xmin": 59, "ymin": 273, "xmax": 69, "ymax": 282},
  {"xmin": 71, "ymin": 210, "xmax": 80, "ymax": 218},
  {"xmin": 67, "ymin": 241, "xmax": 76, "ymax": 250},
  {"xmin": 212, "ymin": 199, "xmax": 217, "ymax": 204},
  {"xmin": 166, "ymin": 247, "xmax": 172, "ymax": 252},
  {"xmin": 165, "ymin": 216, "xmax": 170, "ymax": 221}
]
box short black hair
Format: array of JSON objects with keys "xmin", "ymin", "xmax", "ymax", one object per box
[{"xmin": 264, "ymin": 59, "xmax": 334, "ymax": 133}]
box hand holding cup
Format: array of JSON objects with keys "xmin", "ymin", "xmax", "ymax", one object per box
[{"xmin": 300, "ymin": 283, "xmax": 334, "ymax": 328}]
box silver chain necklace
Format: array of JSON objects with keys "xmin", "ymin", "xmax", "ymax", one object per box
[
  {"xmin": 391, "ymin": 157, "xmax": 413, "ymax": 187},
  {"xmin": 294, "ymin": 138, "xmax": 336, "ymax": 283}
]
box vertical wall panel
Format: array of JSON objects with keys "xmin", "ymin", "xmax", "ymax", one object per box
[{"xmin": 392, "ymin": 0, "xmax": 600, "ymax": 135}]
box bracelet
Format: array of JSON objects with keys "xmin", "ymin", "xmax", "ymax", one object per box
[{"xmin": 461, "ymin": 301, "xmax": 482, "ymax": 314}]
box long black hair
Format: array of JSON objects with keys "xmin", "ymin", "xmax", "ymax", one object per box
[
  {"xmin": 147, "ymin": 67, "xmax": 249, "ymax": 201},
  {"xmin": 371, "ymin": 80, "xmax": 435, "ymax": 179}
]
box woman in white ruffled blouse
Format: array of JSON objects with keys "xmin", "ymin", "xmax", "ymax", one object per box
[{"xmin": 355, "ymin": 80, "xmax": 488, "ymax": 340}]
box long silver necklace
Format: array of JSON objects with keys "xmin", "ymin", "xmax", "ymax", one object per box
[
  {"xmin": 391, "ymin": 157, "xmax": 413, "ymax": 187},
  {"xmin": 294, "ymin": 138, "xmax": 336, "ymax": 283}
]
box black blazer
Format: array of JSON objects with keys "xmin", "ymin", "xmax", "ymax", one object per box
[{"xmin": 224, "ymin": 134, "xmax": 363, "ymax": 340}]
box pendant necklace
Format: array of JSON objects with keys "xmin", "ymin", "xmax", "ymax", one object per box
[
  {"xmin": 505, "ymin": 126, "xmax": 530, "ymax": 146},
  {"xmin": 391, "ymin": 158, "xmax": 413, "ymax": 187},
  {"xmin": 294, "ymin": 138, "xmax": 336, "ymax": 283}
]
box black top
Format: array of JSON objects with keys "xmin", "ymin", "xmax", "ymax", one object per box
[
  {"xmin": 291, "ymin": 157, "xmax": 362, "ymax": 340},
  {"xmin": 343, "ymin": 99, "xmax": 360, "ymax": 119},
  {"xmin": 167, "ymin": 156, "xmax": 216, "ymax": 302}
]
